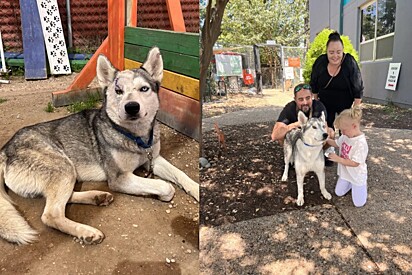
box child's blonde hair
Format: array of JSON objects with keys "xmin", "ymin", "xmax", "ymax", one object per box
[{"xmin": 334, "ymin": 105, "xmax": 362, "ymax": 129}]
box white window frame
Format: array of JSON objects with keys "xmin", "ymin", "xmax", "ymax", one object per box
[{"xmin": 359, "ymin": 0, "xmax": 395, "ymax": 62}]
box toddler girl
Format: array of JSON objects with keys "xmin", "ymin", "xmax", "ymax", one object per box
[{"xmin": 326, "ymin": 106, "xmax": 368, "ymax": 207}]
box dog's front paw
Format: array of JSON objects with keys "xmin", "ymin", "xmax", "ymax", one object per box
[
  {"xmin": 75, "ymin": 226, "xmax": 105, "ymax": 245},
  {"xmin": 296, "ymin": 196, "xmax": 304, "ymax": 206},
  {"xmin": 322, "ymin": 191, "xmax": 332, "ymax": 200},
  {"xmin": 159, "ymin": 183, "xmax": 175, "ymax": 202},
  {"xmin": 94, "ymin": 192, "xmax": 114, "ymax": 206},
  {"xmin": 281, "ymin": 174, "xmax": 288, "ymax": 182}
]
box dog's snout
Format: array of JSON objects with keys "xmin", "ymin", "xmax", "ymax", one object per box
[
  {"xmin": 125, "ymin": 102, "xmax": 140, "ymax": 116},
  {"xmin": 322, "ymin": 133, "xmax": 328, "ymax": 139}
]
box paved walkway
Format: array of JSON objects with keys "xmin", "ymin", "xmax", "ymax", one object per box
[{"xmin": 201, "ymin": 107, "xmax": 412, "ymax": 274}]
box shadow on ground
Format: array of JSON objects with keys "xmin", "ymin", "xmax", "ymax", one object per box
[{"xmin": 200, "ymin": 120, "xmax": 412, "ymax": 273}]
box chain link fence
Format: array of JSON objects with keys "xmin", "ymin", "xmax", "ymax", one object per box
[
  {"xmin": 281, "ymin": 46, "xmax": 306, "ymax": 92},
  {"xmin": 1, "ymin": 0, "xmax": 198, "ymax": 54},
  {"xmin": 137, "ymin": 0, "xmax": 198, "ymax": 33},
  {"xmin": 204, "ymin": 45, "xmax": 256, "ymax": 102}
]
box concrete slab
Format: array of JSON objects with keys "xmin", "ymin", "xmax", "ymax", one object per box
[
  {"xmin": 201, "ymin": 108, "xmax": 412, "ymax": 274},
  {"xmin": 200, "ymin": 205, "xmax": 379, "ymax": 274},
  {"xmin": 334, "ymin": 128, "xmax": 412, "ymax": 273}
]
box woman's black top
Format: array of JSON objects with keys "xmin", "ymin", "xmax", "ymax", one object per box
[{"xmin": 310, "ymin": 53, "xmax": 364, "ymax": 126}]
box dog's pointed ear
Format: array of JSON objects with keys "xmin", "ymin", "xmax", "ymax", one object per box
[
  {"xmin": 141, "ymin": 47, "xmax": 163, "ymax": 83},
  {"xmin": 320, "ymin": 111, "xmax": 326, "ymax": 123},
  {"xmin": 298, "ymin": 111, "xmax": 308, "ymax": 125},
  {"xmin": 97, "ymin": 54, "xmax": 118, "ymax": 89}
]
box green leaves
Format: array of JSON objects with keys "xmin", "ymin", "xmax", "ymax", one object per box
[{"xmin": 219, "ymin": 0, "xmax": 308, "ymax": 47}]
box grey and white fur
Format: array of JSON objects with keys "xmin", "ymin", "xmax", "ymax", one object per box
[
  {"xmin": 0, "ymin": 47, "xmax": 199, "ymax": 245},
  {"xmin": 281, "ymin": 111, "xmax": 332, "ymax": 206}
]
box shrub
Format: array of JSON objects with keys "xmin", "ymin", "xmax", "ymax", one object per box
[{"xmin": 303, "ymin": 28, "xmax": 360, "ymax": 82}]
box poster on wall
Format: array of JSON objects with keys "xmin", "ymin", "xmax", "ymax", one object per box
[
  {"xmin": 385, "ymin": 63, "xmax": 401, "ymax": 91},
  {"xmin": 215, "ymin": 54, "xmax": 243, "ymax": 77}
]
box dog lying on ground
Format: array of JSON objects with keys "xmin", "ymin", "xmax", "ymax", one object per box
[
  {"xmin": 281, "ymin": 111, "xmax": 332, "ymax": 206},
  {"xmin": 0, "ymin": 47, "xmax": 199, "ymax": 245}
]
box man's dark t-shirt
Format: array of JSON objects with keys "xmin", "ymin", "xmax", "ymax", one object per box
[{"xmin": 276, "ymin": 100, "xmax": 327, "ymax": 125}]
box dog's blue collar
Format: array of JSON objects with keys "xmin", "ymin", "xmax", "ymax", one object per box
[
  {"xmin": 114, "ymin": 125, "xmax": 154, "ymax": 149},
  {"xmin": 302, "ymin": 141, "xmax": 323, "ymax": 147}
]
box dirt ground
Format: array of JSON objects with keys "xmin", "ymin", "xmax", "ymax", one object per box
[
  {"xmin": 201, "ymin": 89, "xmax": 412, "ymax": 226},
  {"xmin": 0, "ymin": 75, "xmax": 199, "ymax": 274}
]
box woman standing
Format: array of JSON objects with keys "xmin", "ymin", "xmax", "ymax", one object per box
[{"xmin": 310, "ymin": 31, "xmax": 364, "ymax": 128}]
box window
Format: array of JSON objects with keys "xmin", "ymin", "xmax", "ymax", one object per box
[{"xmin": 360, "ymin": 0, "xmax": 396, "ymax": 61}]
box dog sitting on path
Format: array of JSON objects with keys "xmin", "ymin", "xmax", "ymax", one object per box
[
  {"xmin": 281, "ymin": 111, "xmax": 332, "ymax": 206},
  {"xmin": 0, "ymin": 47, "xmax": 199, "ymax": 245}
]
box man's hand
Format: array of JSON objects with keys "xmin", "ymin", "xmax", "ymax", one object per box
[{"xmin": 287, "ymin": 121, "xmax": 300, "ymax": 131}]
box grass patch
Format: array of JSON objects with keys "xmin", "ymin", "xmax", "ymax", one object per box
[
  {"xmin": 0, "ymin": 98, "xmax": 7, "ymax": 104},
  {"xmin": 44, "ymin": 102, "xmax": 55, "ymax": 113},
  {"xmin": 67, "ymin": 93, "xmax": 102, "ymax": 113}
]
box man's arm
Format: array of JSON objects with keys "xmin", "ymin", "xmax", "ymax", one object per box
[{"xmin": 271, "ymin": 121, "xmax": 300, "ymax": 142}]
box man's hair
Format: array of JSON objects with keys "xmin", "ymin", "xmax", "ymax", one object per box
[{"xmin": 294, "ymin": 83, "xmax": 312, "ymax": 95}]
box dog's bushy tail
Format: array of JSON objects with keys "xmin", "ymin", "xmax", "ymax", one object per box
[{"xmin": 0, "ymin": 153, "xmax": 38, "ymax": 245}]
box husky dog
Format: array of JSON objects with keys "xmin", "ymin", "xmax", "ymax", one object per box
[
  {"xmin": 0, "ymin": 47, "xmax": 199, "ymax": 245},
  {"xmin": 281, "ymin": 111, "xmax": 332, "ymax": 206}
]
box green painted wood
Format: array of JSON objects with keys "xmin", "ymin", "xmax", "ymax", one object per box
[
  {"xmin": 124, "ymin": 44, "xmax": 199, "ymax": 79},
  {"xmin": 124, "ymin": 27, "xmax": 199, "ymax": 57},
  {"xmin": 6, "ymin": 59, "xmax": 89, "ymax": 69}
]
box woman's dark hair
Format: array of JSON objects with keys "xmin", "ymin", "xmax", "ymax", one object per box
[{"xmin": 326, "ymin": 31, "xmax": 344, "ymax": 48}]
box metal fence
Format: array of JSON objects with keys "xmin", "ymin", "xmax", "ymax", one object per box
[
  {"xmin": 204, "ymin": 45, "xmax": 256, "ymax": 102},
  {"xmin": 204, "ymin": 44, "xmax": 307, "ymax": 102}
]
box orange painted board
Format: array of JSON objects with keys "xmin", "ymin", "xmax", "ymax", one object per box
[
  {"xmin": 52, "ymin": 38, "xmax": 109, "ymax": 102},
  {"xmin": 158, "ymin": 87, "xmax": 200, "ymax": 141},
  {"xmin": 108, "ymin": 0, "xmax": 125, "ymax": 70},
  {"xmin": 165, "ymin": 0, "xmax": 186, "ymax": 32}
]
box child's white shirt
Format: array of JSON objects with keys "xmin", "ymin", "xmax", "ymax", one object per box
[{"xmin": 336, "ymin": 133, "xmax": 368, "ymax": 186}]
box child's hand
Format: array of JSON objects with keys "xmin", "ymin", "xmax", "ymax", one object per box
[{"xmin": 327, "ymin": 153, "xmax": 340, "ymax": 163}]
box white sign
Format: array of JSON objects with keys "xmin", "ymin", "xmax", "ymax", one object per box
[
  {"xmin": 385, "ymin": 63, "xmax": 401, "ymax": 91},
  {"xmin": 266, "ymin": 40, "xmax": 276, "ymax": 45},
  {"xmin": 215, "ymin": 54, "xmax": 243, "ymax": 77},
  {"xmin": 284, "ymin": 67, "xmax": 294, "ymax": 80}
]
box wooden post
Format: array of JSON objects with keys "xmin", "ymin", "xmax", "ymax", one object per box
[
  {"xmin": 52, "ymin": 0, "xmax": 126, "ymax": 106},
  {"xmin": 165, "ymin": 0, "xmax": 186, "ymax": 32},
  {"xmin": 130, "ymin": 0, "xmax": 138, "ymax": 27},
  {"xmin": 19, "ymin": 0, "xmax": 47, "ymax": 79},
  {"xmin": 108, "ymin": 0, "xmax": 125, "ymax": 70}
]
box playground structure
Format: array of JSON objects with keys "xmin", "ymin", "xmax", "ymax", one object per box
[{"xmin": 50, "ymin": 0, "xmax": 200, "ymax": 140}]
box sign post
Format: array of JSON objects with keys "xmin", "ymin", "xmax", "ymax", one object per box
[{"xmin": 385, "ymin": 63, "xmax": 401, "ymax": 91}]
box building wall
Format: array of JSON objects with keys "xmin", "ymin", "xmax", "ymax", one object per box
[{"xmin": 309, "ymin": 0, "xmax": 412, "ymax": 107}]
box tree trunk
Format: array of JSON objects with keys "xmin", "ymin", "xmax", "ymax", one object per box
[{"xmin": 199, "ymin": 0, "xmax": 229, "ymax": 157}]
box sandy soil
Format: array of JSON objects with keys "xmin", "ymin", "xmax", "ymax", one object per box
[{"xmin": 0, "ymin": 75, "xmax": 199, "ymax": 275}]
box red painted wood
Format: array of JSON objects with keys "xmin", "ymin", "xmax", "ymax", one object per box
[{"xmin": 158, "ymin": 87, "xmax": 200, "ymax": 140}]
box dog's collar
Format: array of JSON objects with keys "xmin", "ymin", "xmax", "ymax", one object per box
[
  {"xmin": 303, "ymin": 142, "xmax": 321, "ymax": 147},
  {"xmin": 112, "ymin": 124, "xmax": 154, "ymax": 149},
  {"xmin": 302, "ymin": 140, "xmax": 324, "ymax": 147}
]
